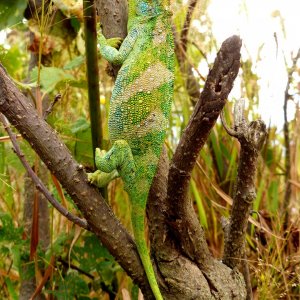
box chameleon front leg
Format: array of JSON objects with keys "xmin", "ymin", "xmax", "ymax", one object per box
[
  {"xmin": 88, "ymin": 140, "xmax": 135, "ymax": 187},
  {"xmin": 88, "ymin": 169, "xmax": 119, "ymax": 188},
  {"xmin": 98, "ymin": 28, "xmax": 138, "ymax": 65},
  {"xmin": 91, "ymin": 140, "xmax": 136, "ymax": 186}
]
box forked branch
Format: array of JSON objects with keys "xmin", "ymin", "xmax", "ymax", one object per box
[{"xmin": 167, "ymin": 35, "xmax": 242, "ymax": 267}]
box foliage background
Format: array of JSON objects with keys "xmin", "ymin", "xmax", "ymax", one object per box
[{"xmin": 0, "ymin": 0, "xmax": 299, "ymax": 299}]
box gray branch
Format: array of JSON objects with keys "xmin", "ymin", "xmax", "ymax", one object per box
[{"xmin": 222, "ymin": 100, "xmax": 267, "ymax": 268}]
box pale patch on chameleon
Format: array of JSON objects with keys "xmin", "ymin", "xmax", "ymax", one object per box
[
  {"xmin": 153, "ymin": 19, "xmax": 167, "ymax": 45},
  {"xmin": 120, "ymin": 109, "xmax": 168, "ymax": 140},
  {"xmin": 110, "ymin": 62, "xmax": 173, "ymax": 108},
  {"xmin": 135, "ymin": 109, "xmax": 168, "ymax": 136}
]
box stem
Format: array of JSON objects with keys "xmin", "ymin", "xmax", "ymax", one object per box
[{"xmin": 83, "ymin": 0, "xmax": 103, "ymax": 157}]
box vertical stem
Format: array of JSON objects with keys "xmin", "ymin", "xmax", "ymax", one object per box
[
  {"xmin": 83, "ymin": 0, "xmax": 103, "ymax": 159},
  {"xmin": 282, "ymin": 49, "xmax": 300, "ymax": 228}
]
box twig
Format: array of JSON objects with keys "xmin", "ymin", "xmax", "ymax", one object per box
[
  {"xmin": 43, "ymin": 93, "xmax": 61, "ymax": 120},
  {"xmin": 180, "ymin": 0, "xmax": 199, "ymax": 54},
  {"xmin": 241, "ymin": 251, "xmax": 253, "ymax": 300},
  {"xmin": 0, "ymin": 113, "xmax": 89, "ymax": 230},
  {"xmin": 220, "ymin": 110, "xmax": 239, "ymax": 138},
  {"xmin": 57, "ymin": 256, "xmax": 95, "ymax": 279},
  {"xmin": 166, "ymin": 36, "xmax": 242, "ymax": 268}
]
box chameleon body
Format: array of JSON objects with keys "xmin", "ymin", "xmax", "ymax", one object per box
[{"xmin": 89, "ymin": 1, "xmax": 174, "ymax": 299}]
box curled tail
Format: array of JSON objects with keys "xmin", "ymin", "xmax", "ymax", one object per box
[{"xmin": 131, "ymin": 204, "xmax": 163, "ymax": 300}]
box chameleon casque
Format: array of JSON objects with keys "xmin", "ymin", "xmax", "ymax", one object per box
[{"xmin": 88, "ymin": 0, "xmax": 174, "ymax": 299}]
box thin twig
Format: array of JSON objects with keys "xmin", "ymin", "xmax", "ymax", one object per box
[
  {"xmin": 220, "ymin": 110, "xmax": 239, "ymax": 138},
  {"xmin": 57, "ymin": 256, "xmax": 95, "ymax": 279},
  {"xmin": 0, "ymin": 64, "xmax": 154, "ymax": 298},
  {"xmin": 43, "ymin": 93, "xmax": 61, "ymax": 120},
  {"xmin": 0, "ymin": 113, "xmax": 89, "ymax": 230},
  {"xmin": 241, "ymin": 251, "xmax": 253, "ymax": 300},
  {"xmin": 180, "ymin": 0, "xmax": 199, "ymax": 54}
]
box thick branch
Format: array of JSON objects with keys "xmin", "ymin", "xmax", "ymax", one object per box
[
  {"xmin": 0, "ymin": 65, "xmax": 154, "ymax": 299},
  {"xmin": 223, "ymin": 119, "xmax": 267, "ymax": 269},
  {"xmin": 167, "ymin": 36, "xmax": 242, "ymax": 267}
]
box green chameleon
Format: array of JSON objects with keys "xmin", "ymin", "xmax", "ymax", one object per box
[{"xmin": 88, "ymin": 0, "xmax": 174, "ymax": 299}]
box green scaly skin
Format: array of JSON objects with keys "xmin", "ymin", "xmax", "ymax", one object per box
[{"xmin": 89, "ymin": 1, "xmax": 174, "ymax": 299}]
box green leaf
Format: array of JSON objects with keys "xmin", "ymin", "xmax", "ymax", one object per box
[
  {"xmin": 0, "ymin": 213, "xmax": 23, "ymax": 242},
  {"xmin": 71, "ymin": 118, "xmax": 93, "ymax": 165},
  {"xmin": 71, "ymin": 117, "xmax": 90, "ymax": 133},
  {"xmin": 30, "ymin": 66, "xmax": 75, "ymax": 93},
  {"xmin": 0, "ymin": 0, "xmax": 27, "ymax": 30},
  {"xmin": 57, "ymin": 271, "xmax": 89, "ymax": 298},
  {"xmin": 191, "ymin": 179, "xmax": 208, "ymax": 229},
  {"xmin": 63, "ymin": 55, "xmax": 85, "ymax": 70}
]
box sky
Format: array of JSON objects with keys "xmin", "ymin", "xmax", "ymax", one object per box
[{"xmin": 205, "ymin": 0, "xmax": 300, "ymax": 128}]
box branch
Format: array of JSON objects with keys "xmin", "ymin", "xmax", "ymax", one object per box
[
  {"xmin": 0, "ymin": 113, "xmax": 89, "ymax": 230},
  {"xmin": 222, "ymin": 103, "xmax": 267, "ymax": 269},
  {"xmin": 166, "ymin": 36, "xmax": 242, "ymax": 267},
  {"xmin": 0, "ymin": 64, "xmax": 154, "ymax": 299},
  {"xmin": 180, "ymin": 0, "xmax": 199, "ymax": 54}
]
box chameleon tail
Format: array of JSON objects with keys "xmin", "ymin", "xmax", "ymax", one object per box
[{"xmin": 131, "ymin": 207, "xmax": 164, "ymax": 300}]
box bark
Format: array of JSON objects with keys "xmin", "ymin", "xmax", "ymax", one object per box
[
  {"xmin": 148, "ymin": 148, "xmax": 246, "ymax": 299},
  {"xmin": 223, "ymin": 119, "xmax": 267, "ymax": 269},
  {"xmin": 0, "ymin": 1, "xmax": 251, "ymax": 298}
]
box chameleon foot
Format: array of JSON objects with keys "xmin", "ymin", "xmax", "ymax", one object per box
[{"xmin": 88, "ymin": 169, "xmax": 119, "ymax": 188}]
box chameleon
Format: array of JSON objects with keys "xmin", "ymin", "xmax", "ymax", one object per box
[{"xmin": 88, "ymin": 0, "xmax": 174, "ymax": 299}]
